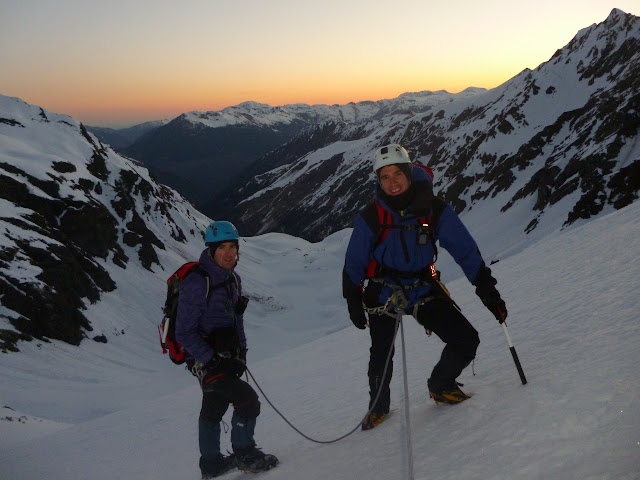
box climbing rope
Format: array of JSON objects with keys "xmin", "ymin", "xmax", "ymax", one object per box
[
  {"xmin": 398, "ymin": 310, "xmax": 415, "ymax": 480},
  {"xmin": 245, "ymin": 310, "xmax": 400, "ymax": 444},
  {"xmin": 245, "ymin": 284, "xmax": 418, "ymax": 479},
  {"xmin": 244, "ymin": 285, "xmax": 415, "ymax": 445}
]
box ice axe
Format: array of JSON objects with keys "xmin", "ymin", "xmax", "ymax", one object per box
[{"xmin": 498, "ymin": 308, "xmax": 527, "ymax": 385}]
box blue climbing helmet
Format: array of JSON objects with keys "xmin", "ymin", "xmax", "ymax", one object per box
[{"xmin": 204, "ymin": 220, "xmax": 239, "ymax": 245}]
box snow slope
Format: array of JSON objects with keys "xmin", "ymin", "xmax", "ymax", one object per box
[{"xmin": 1, "ymin": 200, "xmax": 639, "ymax": 479}]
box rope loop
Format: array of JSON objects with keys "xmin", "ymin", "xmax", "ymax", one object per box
[{"xmin": 244, "ymin": 312, "xmax": 401, "ymax": 444}]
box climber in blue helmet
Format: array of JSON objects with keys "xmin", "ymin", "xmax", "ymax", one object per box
[{"xmin": 176, "ymin": 220, "xmax": 278, "ymax": 477}]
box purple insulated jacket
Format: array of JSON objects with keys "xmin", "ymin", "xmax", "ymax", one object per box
[{"xmin": 175, "ymin": 248, "xmax": 246, "ymax": 365}]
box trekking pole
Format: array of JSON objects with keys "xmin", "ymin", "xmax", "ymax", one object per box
[
  {"xmin": 398, "ymin": 311, "xmax": 415, "ymax": 480},
  {"xmin": 501, "ymin": 319, "xmax": 527, "ymax": 385}
]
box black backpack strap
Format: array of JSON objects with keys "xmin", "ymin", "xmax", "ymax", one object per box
[
  {"xmin": 361, "ymin": 199, "xmax": 381, "ymax": 234},
  {"xmin": 425, "ymin": 195, "xmax": 447, "ymax": 263},
  {"xmin": 430, "ymin": 196, "xmax": 446, "ymax": 226}
]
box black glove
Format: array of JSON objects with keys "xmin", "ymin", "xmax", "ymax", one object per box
[
  {"xmin": 235, "ymin": 295, "xmax": 249, "ymax": 314},
  {"xmin": 214, "ymin": 345, "xmax": 247, "ymax": 378},
  {"xmin": 343, "ymin": 267, "xmax": 367, "ymax": 329},
  {"xmin": 220, "ymin": 357, "xmax": 247, "ymax": 377},
  {"xmin": 347, "ymin": 301, "xmax": 367, "ymax": 329},
  {"xmin": 473, "ymin": 264, "xmax": 507, "ymax": 323}
]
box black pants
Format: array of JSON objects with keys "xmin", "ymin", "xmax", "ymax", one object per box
[
  {"xmin": 200, "ymin": 375, "xmax": 261, "ymax": 422},
  {"xmin": 368, "ymin": 313, "xmax": 396, "ymax": 414},
  {"xmin": 199, "ymin": 375, "xmax": 261, "ymax": 470},
  {"xmin": 367, "ymin": 297, "xmax": 480, "ymax": 409}
]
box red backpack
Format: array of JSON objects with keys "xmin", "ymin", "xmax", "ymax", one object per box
[{"xmin": 158, "ymin": 262, "xmax": 210, "ymax": 365}]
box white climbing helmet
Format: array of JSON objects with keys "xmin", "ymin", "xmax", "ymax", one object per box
[{"xmin": 372, "ymin": 144, "xmax": 412, "ymax": 173}]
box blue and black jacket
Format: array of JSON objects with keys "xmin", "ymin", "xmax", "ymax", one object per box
[{"xmin": 343, "ymin": 165, "xmax": 486, "ymax": 309}]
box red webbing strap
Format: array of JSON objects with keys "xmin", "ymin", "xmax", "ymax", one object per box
[
  {"xmin": 428, "ymin": 263, "xmax": 439, "ymax": 280},
  {"xmin": 365, "ymin": 201, "xmax": 391, "ymax": 279},
  {"xmin": 378, "ymin": 202, "xmax": 392, "ymax": 243},
  {"xmin": 365, "ymin": 260, "xmax": 378, "ymax": 280}
]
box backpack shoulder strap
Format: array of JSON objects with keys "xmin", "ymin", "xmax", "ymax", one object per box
[
  {"xmin": 361, "ymin": 199, "xmax": 381, "ymax": 233},
  {"xmin": 190, "ymin": 265, "xmax": 211, "ymax": 301},
  {"xmin": 363, "ymin": 199, "xmax": 393, "ymax": 279},
  {"xmin": 231, "ymin": 272, "xmax": 240, "ymax": 296},
  {"xmin": 430, "ymin": 196, "xmax": 447, "ymax": 227},
  {"xmin": 361, "ymin": 199, "xmax": 392, "ymax": 239}
]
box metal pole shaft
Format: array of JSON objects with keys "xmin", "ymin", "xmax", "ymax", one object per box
[
  {"xmin": 399, "ymin": 313, "xmax": 415, "ymax": 480},
  {"xmin": 501, "ymin": 322, "xmax": 527, "ymax": 385}
]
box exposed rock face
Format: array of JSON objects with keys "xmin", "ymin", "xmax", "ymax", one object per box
[{"xmin": 0, "ymin": 96, "xmax": 203, "ymax": 352}]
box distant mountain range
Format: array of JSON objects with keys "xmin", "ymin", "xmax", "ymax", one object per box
[
  {"xmin": 87, "ymin": 119, "xmax": 169, "ymax": 150},
  {"xmin": 91, "ymin": 91, "xmax": 486, "ymax": 211}
]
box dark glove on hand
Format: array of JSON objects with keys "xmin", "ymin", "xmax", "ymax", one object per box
[
  {"xmin": 473, "ymin": 264, "xmax": 508, "ymax": 323},
  {"xmin": 221, "ymin": 357, "xmax": 247, "ymax": 378},
  {"xmin": 347, "ymin": 301, "xmax": 367, "ymax": 329},
  {"xmin": 343, "ymin": 266, "xmax": 367, "ymax": 329}
]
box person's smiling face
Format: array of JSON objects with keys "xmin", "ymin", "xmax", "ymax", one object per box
[
  {"xmin": 378, "ymin": 164, "xmax": 410, "ymax": 196},
  {"xmin": 213, "ymin": 241, "xmax": 238, "ymax": 270}
]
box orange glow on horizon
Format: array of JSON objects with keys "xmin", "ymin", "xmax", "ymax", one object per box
[
  {"xmin": 15, "ymin": 65, "xmax": 520, "ymax": 127},
  {"xmin": 2, "ymin": 1, "xmax": 637, "ymax": 128}
]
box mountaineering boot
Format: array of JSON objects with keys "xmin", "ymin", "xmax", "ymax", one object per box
[
  {"xmin": 428, "ymin": 378, "xmax": 471, "ymax": 405},
  {"xmin": 362, "ymin": 373, "xmax": 391, "ymax": 430},
  {"xmin": 361, "ymin": 410, "xmax": 390, "ymax": 430},
  {"xmin": 200, "ymin": 453, "xmax": 237, "ymax": 479},
  {"xmin": 234, "ymin": 445, "xmax": 279, "ymax": 473},
  {"xmin": 199, "ymin": 418, "xmax": 236, "ymax": 478}
]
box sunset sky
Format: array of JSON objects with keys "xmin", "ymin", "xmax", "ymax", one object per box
[{"xmin": 1, "ymin": 1, "xmax": 638, "ymax": 127}]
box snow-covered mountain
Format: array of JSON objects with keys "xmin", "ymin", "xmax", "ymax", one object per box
[
  {"xmin": 214, "ymin": 8, "xmax": 640, "ymax": 247},
  {"xmin": 0, "ymin": 94, "xmax": 211, "ymax": 352},
  {"xmin": 179, "ymin": 90, "xmax": 487, "ymax": 129},
  {"xmin": 118, "ymin": 89, "xmax": 486, "ymax": 212}
]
